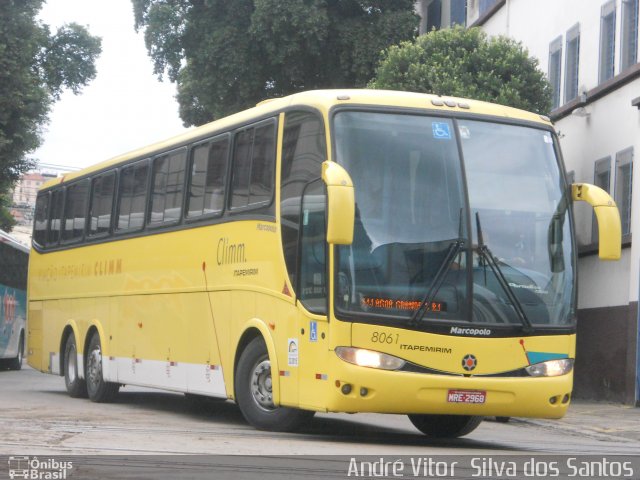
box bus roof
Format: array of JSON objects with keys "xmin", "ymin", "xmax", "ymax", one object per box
[
  {"xmin": 41, "ymin": 89, "xmax": 552, "ymax": 190},
  {"xmin": 0, "ymin": 229, "xmax": 30, "ymax": 254}
]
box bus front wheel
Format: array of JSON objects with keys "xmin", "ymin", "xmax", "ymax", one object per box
[
  {"xmin": 64, "ymin": 334, "xmax": 87, "ymax": 398},
  {"xmin": 85, "ymin": 332, "xmax": 119, "ymax": 403},
  {"xmin": 408, "ymin": 414, "xmax": 483, "ymax": 438},
  {"xmin": 235, "ymin": 337, "xmax": 313, "ymax": 431}
]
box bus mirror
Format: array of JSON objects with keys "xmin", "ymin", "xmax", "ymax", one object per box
[
  {"xmin": 548, "ymin": 214, "xmax": 565, "ymax": 273},
  {"xmin": 571, "ymin": 183, "xmax": 622, "ymax": 260},
  {"xmin": 321, "ymin": 161, "xmax": 355, "ymax": 245}
]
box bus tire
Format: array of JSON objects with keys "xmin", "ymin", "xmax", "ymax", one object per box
[
  {"xmin": 64, "ymin": 334, "xmax": 87, "ymax": 398},
  {"xmin": 85, "ymin": 332, "xmax": 119, "ymax": 403},
  {"xmin": 235, "ymin": 337, "xmax": 313, "ymax": 431},
  {"xmin": 408, "ymin": 414, "xmax": 483, "ymax": 438},
  {"xmin": 7, "ymin": 331, "xmax": 24, "ymax": 371}
]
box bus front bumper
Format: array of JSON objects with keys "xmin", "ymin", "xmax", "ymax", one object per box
[{"xmin": 322, "ymin": 358, "xmax": 573, "ymax": 419}]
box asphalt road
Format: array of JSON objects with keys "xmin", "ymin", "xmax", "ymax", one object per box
[{"xmin": 1, "ymin": 365, "xmax": 639, "ymax": 457}]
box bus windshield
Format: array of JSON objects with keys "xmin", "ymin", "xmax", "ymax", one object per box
[{"xmin": 333, "ymin": 111, "xmax": 575, "ymax": 329}]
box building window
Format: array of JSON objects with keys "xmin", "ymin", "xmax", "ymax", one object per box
[
  {"xmin": 479, "ymin": 0, "xmax": 497, "ymax": 15},
  {"xmin": 426, "ymin": 0, "xmax": 442, "ymax": 31},
  {"xmin": 592, "ymin": 157, "xmax": 612, "ymax": 243},
  {"xmin": 549, "ymin": 36, "xmax": 563, "ymax": 109},
  {"xmin": 450, "ymin": 0, "xmax": 466, "ymax": 26},
  {"xmin": 599, "ymin": 1, "xmax": 617, "ymax": 83},
  {"xmin": 564, "ymin": 24, "xmax": 580, "ymax": 103},
  {"xmin": 621, "ymin": 0, "xmax": 639, "ymax": 70},
  {"xmin": 615, "ymin": 148, "xmax": 633, "ymax": 236}
]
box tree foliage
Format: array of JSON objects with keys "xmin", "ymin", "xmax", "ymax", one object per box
[
  {"xmin": 370, "ymin": 26, "xmax": 552, "ymax": 114},
  {"xmin": 0, "ymin": 0, "xmax": 101, "ymax": 231},
  {"xmin": 132, "ymin": 0, "xmax": 419, "ymax": 125},
  {"xmin": 0, "ymin": 193, "xmax": 16, "ymax": 232}
]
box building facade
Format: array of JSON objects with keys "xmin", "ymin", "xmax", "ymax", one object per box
[
  {"xmin": 11, "ymin": 172, "xmax": 52, "ymax": 208},
  {"xmin": 9, "ymin": 171, "xmax": 58, "ymax": 245},
  {"xmin": 419, "ymin": 0, "xmax": 639, "ymax": 403}
]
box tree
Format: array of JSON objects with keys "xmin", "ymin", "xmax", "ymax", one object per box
[
  {"xmin": 132, "ymin": 0, "xmax": 418, "ymax": 125},
  {"xmin": 0, "ymin": 194, "xmax": 16, "ymax": 232},
  {"xmin": 0, "ymin": 0, "xmax": 101, "ymax": 231},
  {"xmin": 369, "ymin": 26, "xmax": 552, "ymax": 115}
]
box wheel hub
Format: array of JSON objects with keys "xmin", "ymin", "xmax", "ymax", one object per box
[
  {"xmin": 250, "ymin": 359, "xmax": 274, "ymax": 411},
  {"xmin": 67, "ymin": 345, "xmax": 77, "ymax": 381},
  {"xmin": 87, "ymin": 346, "xmax": 102, "ymax": 388}
]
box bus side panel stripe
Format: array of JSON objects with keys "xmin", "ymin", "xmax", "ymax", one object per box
[{"xmin": 107, "ymin": 357, "xmax": 226, "ymax": 397}]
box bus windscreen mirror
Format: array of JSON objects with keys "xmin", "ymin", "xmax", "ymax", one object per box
[{"xmin": 547, "ymin": 214, "xmax": 565, "ymax": 273}]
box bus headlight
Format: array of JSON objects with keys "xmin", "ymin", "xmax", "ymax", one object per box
[
  {"xmin": 335, "ymin": 347, "xmax": 406, "ymax": 370},
  {"xmin": 525, "ymin": 358, "xmax": 574, "ymax": 377}
]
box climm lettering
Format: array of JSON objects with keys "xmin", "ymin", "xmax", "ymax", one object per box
[
  {"xmin": 94, "ymin": 259, "xmax": 122, "ymax": 276},
  {"xmin": 217, "ymin": 238, "xmax": 247, "ymax": 265}
]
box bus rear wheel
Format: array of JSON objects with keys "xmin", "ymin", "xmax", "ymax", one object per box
[
  {"xmin": 7, "ymin": 331, "xmax": 24, "ymax": 371},
  {"xmin": 64, "ymin": 334, "xmax": 87, "ymax": 398},
  {"xmin": 85, "ymin": 332, "xmax": 119, "ymax": 403},
  {"xmin": 408, "ymin": 414, "xmax": 483, "ymax": 438},
  {"xmin": 235, "ymin": 337, "xmax": 313, "ymax": 431}
]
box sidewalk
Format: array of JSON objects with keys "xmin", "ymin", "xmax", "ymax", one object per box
[{"xmin": 515, "ymin": 400, "xmax": 640, "ymax": 444}]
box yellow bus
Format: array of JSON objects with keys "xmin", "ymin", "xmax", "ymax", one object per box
[{"xmin": 27, "ymin": 90, "xmax": 621, "ymax": 438}]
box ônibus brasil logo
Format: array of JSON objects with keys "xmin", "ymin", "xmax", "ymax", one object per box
[{"xmin": 8, "ymin": 456, "xmax": 73, "ymax": 480}]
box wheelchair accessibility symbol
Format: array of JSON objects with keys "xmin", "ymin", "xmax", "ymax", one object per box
[{"xmin": 432, "ymin": 122, "xmax": 452, "ymax": 140}]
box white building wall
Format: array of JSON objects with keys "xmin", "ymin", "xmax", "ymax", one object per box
[
  {"xmin": 481, "ymin": 0, "xmax": 640, "ymax": 309},
  {"xmin": 481, "ymin": 0, "xmax": 622, "ymax": 93},
  {"xmin": 561, "ymin": 80, "xmax": 640, "ymax": 306}
]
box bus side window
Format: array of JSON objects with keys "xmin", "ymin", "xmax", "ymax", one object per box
[
  {"xmin": 117, "ymin": 160, "xmax": 149, "ymax": 231},
  {"xmin": 149, "ymin": 148, "xmax": 187, "ymax": 225},
  {"xmin": 250, "ymin": 122, "xmax": 276, "ymax": 205},
  {"xmin": 89, "ymin": 172, "xmax": 116, "ymax": 237},
  {"xmin": 33, "ymin": 193, "xmax": 50, "ymax": 247},
  {"xmin": 61, "ymin": 179, "xmax": 89, "ymax": 243},
  {"xmin": 187, "ymin": 135, "xmax": 229, "ymax": 218},
  {"xmin": 299, "ymin": 180, "xmax": 327, "ymax": 314},
  {"xmin": 47, "ymin": 189, "xmax": 64, "ymax": 247},
  {"xmin": 230, "ymin": 119, "xmax": 277, "ymax": 210}
]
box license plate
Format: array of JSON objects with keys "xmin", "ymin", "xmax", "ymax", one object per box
[{"xmin": 447, "ymin": 389, "xmax": 486, "ymax": 404}]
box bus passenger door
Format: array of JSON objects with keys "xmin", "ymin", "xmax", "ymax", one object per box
[{"xmin": 296, "ymin": 180, "xmax": 330, "ymax": 410}]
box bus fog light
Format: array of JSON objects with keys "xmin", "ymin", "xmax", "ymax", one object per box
[
  {"xmin": 335, "ymin": 347, "xmax": 405, "ymax": 370},
  {"xmin": 525, "ymin": 359, "xmax": 574, "ymax": 377}
]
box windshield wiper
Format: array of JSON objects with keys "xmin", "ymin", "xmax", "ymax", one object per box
[
  {"xmin": 475, "ymin": 213, "xmax": 534, "ymax": 333},
  {"xmin": 408, "ymin": 238, "xmax": 464, "ymax": 327}
]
